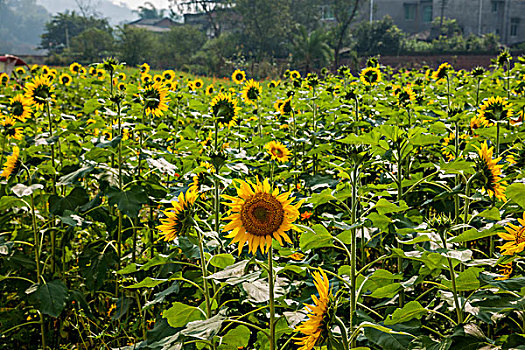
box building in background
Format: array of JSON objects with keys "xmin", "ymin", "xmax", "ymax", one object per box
[
  {"xmin": 128, "ymin": 17, "xmax": 179, "ymax": 32},
  {"xmin": 364, "ymin": 0, "xmax": 524, "ymax": 45}
]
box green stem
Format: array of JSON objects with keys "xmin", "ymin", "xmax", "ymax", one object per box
[
  {"xmin": 335, "ymin": 315, "xmax": 349, "ymax": 349},
  {"xmin": 396, "ymin": 146, "xmax": 405, "ymax": 307},
  {"xmin": 268, "ymin": 247, "xmax": 275, "ymax": 350},
  {"xmin": 440, "ymin": 230, "xmax": 463, "ymax": 324},
  {"xmin": 197, "ymin": 227, "xmax": 212, "ymax": 318},
  {"xmin": 454, "ymin": 121, "xmax": 460, "ymax": 224},
  {"xmin": 350, "ymin": 165, "xmax": 358, "ymax": 348}
]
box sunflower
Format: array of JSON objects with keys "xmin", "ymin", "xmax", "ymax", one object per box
[
  {"xmin": 162, "ymin": 70, "xmax": 175, "ymax": 81},
  {"xmin": 8, "ymin": 94, "xmax": 32, "ymax": 122},
  {"xmin": 475, "ymin": 142, "xmax": 507, "ymax": 201},
  {"xmin": 470, "ymin": 114, "xmax": 492, "ymax": 133},
  {"xmin": 393, "ymin": 85, "xmax": 416, "ymax": 106},
  {"xmin": 232, "ymin": 69, "xmax": 246, "ymax": 84},
  {"xmin": 41, "ymin": 65, "xmax": 50, "ymax": 76},
  {"xmin": 265, "ymin": 141, "xmax": 291, "ymax": 162},
  {"xmin": 441, "ymin": 132, "xmax": 469, "ymax": 161},
  {"xmin": 141, "ymin": 73, "xmax": 152, "ymax": 85},
  {"xmin": 432, "ymin": 62, "xmax": 452, "ymax": 81},
  {"xmin": 0, "ymin": 73, "xmax": 9, "ymax": 86},
  {"xmin": 69, "ymin": 62, "xmax": 82, "ymax": 74},
  {"xmin": 498, "ymin": 212, "xmax": 525, "ymax": 255},
  {"xmin": 142, "ymin": 82, "xmax": 170, "ymax": 117},
  {"xmin": 165, "ymin": 80, "xmax": 177, "ymax": 91},
  {"xmin": 15, "ymin": 67, "xmax": 26, "ymax": 75},
  {"xmin": 242, "ymin": 79, "xmax": 262, "ymax": 105},
  {"xmin": 274, "ymin": 100, "xmax": 284, "ymax": 114},
  {"xmin": 79, "ymin": 67, "xmax": 87, "ymax": 76},
  {"xmin": 478, "ymin": 96, "xmax": 513, "ymax": 123},
  {"xmin": 2, "ymin": 116, "xmax": 23, "ymax": 140},
  {"xmin": 194, "ymin": 79, "xmax": 204, "ymax": 89},
  {"xmin": 157, "ymin": 189, "xmax": 198, "ymax": 241},
  {"xmin": 187, "ymin": 81, "xmax": 195, "ymax": 91},
  {"xmin": 289, "ymin": 70, "xmax": 301, "ymax": 80},
  {"xmin": 210, "ymin": 92, "xmax": 241, "ymax": 128},
  {"xmin": 1, "ymin": 146, "xmax": 20, "ymax": 178},
  {"xmin": 190, "ymin": 162, "xmax": 214, "ymax": 197},
  {"xmin": 140, "ymin": 63, "xmax": 150, "ymax": 74},
  {"xmin": 59, "ymin": 73, "xmax": 72, "ymax": 86},
  {"xmin": 96, "ymin": 69, "xmax": 106, "ymax": 80},
  {"xmin": 294, "ymin": 269, "xmax": 332, "ymax": 350},
  {"xmin": 279, "ymin": 97, "xmax": 293, "ymax": 115},
  {"xmin": 268, "ymin": 80, "xmax": 280, "ymax": 88},
  {"xmin": 118, "ymin": 72, "xmax": 126, "ymax": 81},
  {"xmin": 222, "ymin": 178, "xmax": 304, "ymax": 254},
  {"xmin": 117, "ymin": 82, "xmax": 126, "ymax": 91},
  {"xmin": 24, "ymin": 75, "xmax": 55, "ymax": 110},
  {"xmin": 88, "ymin": 67, "xmax": 97, "ymax": 76},
  {"xmin": 360, "ymin": 67, "xmax": 382, "ymax": 86},
  {"xmin": 205, "ymin": 84, "xmax": 214, "ymax": 96},
  {"xmin": 496, "ymin": 263, "xmax": 513, "ymax": 280},
  {"xmin": 153, "ymin": 74, "xmax": 163, "ymax": 83}
]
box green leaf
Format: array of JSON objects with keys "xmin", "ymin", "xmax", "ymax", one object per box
[
  {"xmin": 49, "ymin": 187, "xmax": 89, "ymax": 216},
  {"xmin": 163, "ymin": 302, "xmax": 205, "ymax": 328},
  {"xmin": 30, "ymin": 280, "xmax": 68, "ymax": 317},
  {"xmin": 477, "ymin": 207, "xmax": 501, "ymax": 221},
  {"xmin": 11, "ymin": 184, "xmax": 44, "ymax": 197},
  {"xmin": 385, "ymin": 301, "xmax": 427, "ymax": 325},
  {"xmin": 209, "ymin": 253, "xmax": 235, "ymax": 269},
  {"xmin": 479, "ymin": 272, "xmax": 525, "ymax": 291},
  {"xmin": 0, "ymin": 196, "xmax": 27, "ymax": 210},
  {"xmin": 107, "ymin": 187, "xmax": 148, "ymax": 218},
  {"xmin": 299, "ymin": 224, "xmax": 333, "ymax": 251},
  {"xmin": 369, "ymin": 283, "xmax": 402, "ymax": 298},
  {"xmin": 367, "ymin": 212, "xmax": 392, "ymax": 230},
  {"xmin": 181, "ymin": 310, "xmax": 226, "ymax": 340},
  {"xmin": 125, "ymin": 277, "xmax": 167, "ymax": 289},
  {"xmin": 450, "ymin": 227, "xmax": 500, "ymax": 243},
  {"xmin": 362, "ymin": 322, "xmax": 415, "ymax": 350},
  {"xmin": 506, "ymin": 183, "xmax": 525, "ymax": 209},
  {"xmin": 83, "ymin": 98, "xmax": 102, "ymax": 114},
  {"xmin": 374, "ymin": 199, "xmax": 409, "ymax": 215},
  {"xmin": 309, "ymin": 188, "xmax": 336, "ymax": 207},
  {"xmin": 219, "ymin": 326, "xmax": 250, "ymax": 350},
  {"xmin": 442, "ymin": 267, "xmax": 483, "ymax": 291}
]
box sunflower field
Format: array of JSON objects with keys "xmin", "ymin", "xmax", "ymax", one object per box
[{"xmin": 1, "ymin": 53, "xmax": 525, "ymax": 350}]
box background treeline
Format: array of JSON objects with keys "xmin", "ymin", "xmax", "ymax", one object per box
[{"xmin": 41, "ymin": 0, "xmax": 505, "ymax": 77}]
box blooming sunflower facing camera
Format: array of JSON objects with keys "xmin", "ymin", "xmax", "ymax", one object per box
[
  {"xmin": 232, "ymin": 69, "xmax": 246, "ymax": 84},
  {"xmin": 2, "ymin": 116, "xmax": 23, "ymax": 140},
  {"xmin": 8, "ymin": 95, "xmax": 32, "ymax": 122},
  {"xmin": 222, "ymin": 178, "xmax": 304, "ymax": 254},
  {"xmin": 142, "ymin": 82, "xmax": 169, "ymax": 117},
  {"xmin": 242, "ymin": 79, "xmax": 262, "ymax": 105},
  {"xmin": 59, "ymin": 73, "xmax": 72, "ymax": 86},
  {"xmin": 265, "ymin": 141, "xmax": 291, "ymax": 163},
  {"xmin": 294, "ymin": 269, "xmax": 333, "ymax": 350},
  {"xmin": 498, "ymin": 212, "xmax": 525, "ymax": 256},
  {"xmin": 1, "ymin": 146, "xmax": 20, "ymax": 179},
  {"xmin": 475, "ymin": 142, "xmax": 507, "ymax": 201},
  {"xmin": 157, "ymin": 189, "xmax": 198, "ymax": 241},
  {"xmin": 210, "ymin": 92, "xmax": 241, "ymax": 128},
  {"xmin": 24, "ymin": 75, "xmax": 55, "ymax": 110},
  {"xmin": 359, "ymin": 66, "xmax": 381, "ymax": 86}
]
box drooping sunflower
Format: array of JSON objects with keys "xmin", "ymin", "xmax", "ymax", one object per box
[
  {"xmin": 162, "ymin": 70, "xmax": 175, "ymax": 81},
  {"xmin": 432, "ymin": 62, "xmax": 452, "ymax": 81},
  {"xmin": 139, "ymin": 63, "xmax": 150, "ymax": 74},
  {"xmin": 69, "ymin": 62, "xmax": 82, "ymax": 75},
  {"xmin": 475, "ymin": 142, "xmax": 507, "ymax": 201},
  {"xmin": 498, "ymin": 212, "xmax": 525, "ymax": 255},
  {"xmin": 265, "ymin": 141, "xmax": 291, "ymax": 163},
  {"xmin": 205, "ymin": 84, "xmax": 214, "ymax": 96},
  {"xmin": 222, "ymin": 178, "xmax": 304, "ymax": 254},
  {"xmin": 1, "ymin": 146, "xmax": 20, "ymax": 179},
  {"xmin": 190, "ymin": 162, "xmax": 214, "ymax": 197},
  {"xmin": 2, "ymin": 116, "xmax": 23, "ymax": 140},
  {"xmin": 470, "ymin": 114, "xmax": 492, "ymax": 134},
  {"xmin": 393, "ymin": 85, "xmax": 416, "ymax": 106},
  {"xmin": 157, "ymin": 189, "xmax": 198, "ymax": 241},
  {"xmin": 8, "ymin": 94, "xmax": 32, "ymax": 122},
  {"xmin": 210, "ymin": 92, "xmax": 241, "ymax": 128},
  {"xmin": 359, "ymin": 67, "xmax": 382, "ymax": 86},
  {"xmin": 441, "ymin": 132, "xmax": 469, "ymax": 161},
  {"xmin": 294, "ymin": 269, "xmax": 332, "ymax": 350},
  {"xmin": 478, "ymin": 96, "xmax": 513, "ymax": 123},
  {"xmin": 141, "ymin": 82, "xmax": 170, "ymax": 117},
  {"xmin": 232, "ymin": 69, "xmax": 246, "ymax": 84},
  {"xmin": 24, "ymin": 75, "xmax": 55, "ymax": 110},
  {"xmin": 59, "ymin": 73, "xmax": 72, "ymax": 86},
  {"xmin": 241, "ymin": 79, "xmax": 262, "ymax": 105}
]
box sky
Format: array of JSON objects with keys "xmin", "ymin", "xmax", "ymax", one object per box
[{"xmin": 112, "ymin": 0, "xmax": 171, "ymax": 10}]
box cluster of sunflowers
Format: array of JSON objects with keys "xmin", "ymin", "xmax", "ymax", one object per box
[{"xmin": 0, "ymin": 51, "xmax": 525, "ymax": 350}]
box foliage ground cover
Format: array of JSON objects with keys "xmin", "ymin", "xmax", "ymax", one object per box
[{"xmin": 1, "ymin": 53, "xmax": 525, "ymax": 349}]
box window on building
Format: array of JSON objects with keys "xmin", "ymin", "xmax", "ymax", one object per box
[
  {"xmin": 491, "ymin": 1, "xmax": 500, "ymax": 13},
  {"xmin": 511, "ymin": 17, "xmax": 519, "ymax": 36},
  {"xmin": 404, "ymin": 3, "xmax": 417, "ymax": 21},
  {"xmin": 422, "ymin": 5, "xmax": 433, "ymax": 23}
]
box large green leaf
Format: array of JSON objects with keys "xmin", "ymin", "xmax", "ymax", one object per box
[
  {"xmin": 219, "ymin": 326, "xmax": 250, "ymax": 350},
  {"xmin": 163, "ymin": 302, "xmax": 205, "ymax": 328},
  {"xmin": 49, "ymin": 187, "xmax": 89, "ymax": 216},
  {"xmin": 506, "ymin": 183, "xmax": 525, "ymax": 209},
  {"xmin": 181, "ymin": 310, "xmax": 226, "ymax": 340},
  {"xmin": 30, "ymin": 280, "xmax": 69, "ymax": 317},
  {"xmin": 107, "ymin": 187, "xmax": 148, "ymax": 217},
  {"xmin": 442, "ymin": 267, "xmax": 483, "ymax": 292},
  {"xmin": 299, "ymin": 224, "xmax": 333, "ymax": 251},
  {"xmin": 385, "ymin": 301, "xmax": 427, "ymax": 325},
  {"xmin": 125, "ymin": 277, "xmax": 167, "ymax": 289},
  {"xmin": 373, "ymin": 199, "xmax": 409, "ymax": 215}
]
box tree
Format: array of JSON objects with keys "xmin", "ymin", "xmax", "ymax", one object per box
[
  {"xmin": 69, "ymin": 27, "xmax": 114, "ymax": 63},
  {"xmin": 74, "ymin": 0, "xmax": 100, "ymax": 18},
  {"xmin": 329, "ymin": 0, "xmax": 363, "ymax": 68},
  {"xmin": 169, "ymin": 0, "xmax": 231, "ymax": 38},
  {"xmin": 133, "ymin": 1, "xmax": 166, "ymax": 19},
  {"xmin": 157, "ymin": 25, "xmax": 206, "ymax": 69},
  {"xmin": 291, "ymin": 25, "xmax": 331, "ymax": 72},
  {"xmin": 40, "ymin": 11, "xmax": 112, "ymax": 54},
  {"xmin": 353, "ymin": 16, "xmax": 405, "ymax": 55},
  {"xmin": 117, "ymin": 25, "xmax": 157, "ymax": 67}
]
